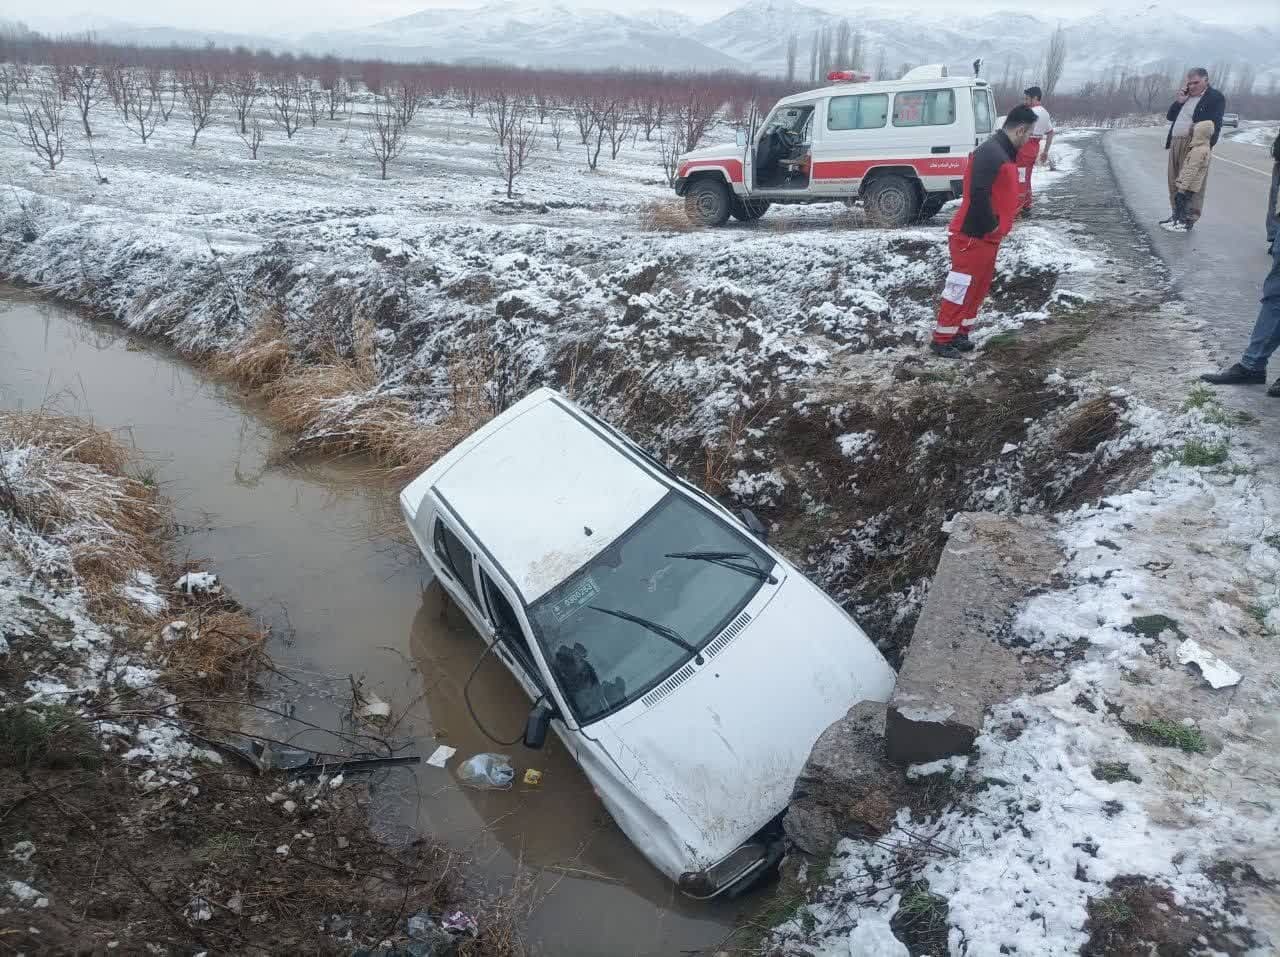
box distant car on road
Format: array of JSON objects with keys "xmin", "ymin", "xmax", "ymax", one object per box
[
  {"xmin": 399, "ymin": 388, "xmax": 896, "ymax": 899},
  {"xmin": 1223, "ymin": 112, "xmax": 1240, "ymax": 129}
]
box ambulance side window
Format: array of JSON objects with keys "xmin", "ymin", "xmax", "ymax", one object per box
[
  {"xmin": 973, "ymin": 89, "xmax": 993, "ymax": 134},
  {"xmin": 827, "ymin": 93, "xmax": 888, "ymax": 131},
  {"xmin": 893, "ymin": 89, "xmax": 956, "ymax": 127}
]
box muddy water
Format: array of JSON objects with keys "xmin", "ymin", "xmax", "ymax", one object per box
[{"xmin": 0, "ymin": 286, "xmax": 755, "ymax": 955}]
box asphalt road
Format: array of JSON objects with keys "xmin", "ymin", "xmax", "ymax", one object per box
[{"xmin": 1106, "ymin": 125, "xmax": 1278, "ymax": 414}]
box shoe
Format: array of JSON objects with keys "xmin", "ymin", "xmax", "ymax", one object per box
[
  {"xmin": 930, "ymin": 341, "xmax": 964, "ymax": 359},
  {"xmin": 1269, "ymin": 379, "xmax": 1280, "ymax": 398},
  {"xmin": 952, "ymin": 334, "xmax": 976, "ymax": 352},
  {"xmin": 1160, "ymin": 220, "xmax": 1191, "ymax": 233},
  {"xmin": 1200, "ymin": 363, "xmax": 1266, "ymax": 385}
]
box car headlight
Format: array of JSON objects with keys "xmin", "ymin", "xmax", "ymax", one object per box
[{"xmin": 677, "ymin": 842, "xmax": 769, "ymax": 899}]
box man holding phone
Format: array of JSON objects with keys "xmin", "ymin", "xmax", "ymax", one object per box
[{"xmin": 1164, "ymin": 68, "xmax": 1226, "ymax": 228}]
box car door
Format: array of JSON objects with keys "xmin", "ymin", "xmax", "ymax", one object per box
[
  {"xmin": 812, "ymin": 90, "xmax": 890, "ymax": 195},
  {"xmin": 476, "ymin": 565, "xmax": 544, "ymax": 702}
]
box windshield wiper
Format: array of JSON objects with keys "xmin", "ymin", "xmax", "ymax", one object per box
[
  {"xmin": 589, "ymin": 606, "xmax": 705, "ymax": 665},
  {"xmin": 664, "ymin": 550, "xmax": 778, "ymax": 585}
]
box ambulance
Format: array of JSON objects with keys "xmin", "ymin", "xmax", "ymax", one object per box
[{"xmin": 674, "ymin": 65, "xmax": 999, "ymax": 227}]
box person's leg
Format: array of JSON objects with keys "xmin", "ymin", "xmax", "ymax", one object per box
[
  {"xmin": 1241, "ymin": 247, "xmax": 1280, "ymax": 373},
  {"xmin": 1166, "ymin": 138, "xmax": 1184, "ymax": 209},
  {"xmin": 1184, "ymin": 153, "xmax": 1209, "ymax": 226},
  {"xmin": 1266, "ymin": 162, "xmax": 1279, "ymax": 246},
  {"xmin": 1016, "ymin": 138, "xmax": 1039, "ymax": 211},
  {"xmin": 934, "ymin": 236, "xmax": 997, "ymax": 345},
  {"xmin": 959, "ymin": 242, "xmax": 1000, "ymax": 338}
]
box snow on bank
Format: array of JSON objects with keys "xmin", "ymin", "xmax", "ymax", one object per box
[
  {"xmin": 1226, "ymin": 125, "xmax": 1278, "ymax": 149},
  {"xmin": 776, "ymin": 399, "xmax": 1280, "ymax": 954}
]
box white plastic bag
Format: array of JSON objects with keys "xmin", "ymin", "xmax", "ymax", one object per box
[{"xmin": 456, "ymin": 752, "xmax": 515, "ymax": 790}]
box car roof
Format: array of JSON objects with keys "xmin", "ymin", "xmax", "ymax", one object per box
[
  {"xmin": 776, "ymin": 74, "xmax": 983, "ymax": 108},
  {"xmin": 432, "ymin": 389, "xmax": 668, "ymax": 603}
]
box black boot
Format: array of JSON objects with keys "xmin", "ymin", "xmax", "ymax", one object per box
[
  {"xmin": 952, "ymin": 334, "xmax": 976, "ymax": 352},
  {"xmin": 1200, "ymin": 363, "xmax": 1266, "ymax": 385},
  {"xmin": 930, "ymin": 341, "xmax": 964, "ymax": 359}
]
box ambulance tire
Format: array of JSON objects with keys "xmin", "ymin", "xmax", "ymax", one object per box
[
  {"xmin": 685, "ymin": 178, "xmax": 732, "ymax": 227},
  {"xmin": 916, "ymin": 194, "xmax": 948, "ymax": 222},
  {"xmin": 863, "ymin": 174, "xmax": 921, "ymax": 228},
  {"xmin": 730, "ymin": 198, "xmax": 771, "ymax": 222}
]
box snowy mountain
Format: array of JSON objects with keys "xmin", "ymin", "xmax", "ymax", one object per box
[
  {"xmin": 18, "ymin": 2, "xmax": 1280, "ymax": 90},
  {"xmin": 298, "ymin": 1, "xmax": 741, "ymax": 71}
]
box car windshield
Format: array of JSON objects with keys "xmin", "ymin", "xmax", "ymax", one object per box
[{"xmin": 528, "ymin": 491, "xmax": 774, "ymax": 724}]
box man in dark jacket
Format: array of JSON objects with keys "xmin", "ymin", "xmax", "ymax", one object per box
[
  {"xmin": 931, "ymin": 105, "xmax": 1038, "ymax": 358},
  {"xmin": 1164, "ymin": 68, "xmax": 1226, "ymax": 228}
]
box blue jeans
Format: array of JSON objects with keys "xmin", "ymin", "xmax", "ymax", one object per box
[
  {"xmin": 1242, "ymin": 244, "xmax": 1280, "ymax": 373},
  {"xmin": 1268, "ymin": 162, "xmax": 1279, "ymax": 244}
]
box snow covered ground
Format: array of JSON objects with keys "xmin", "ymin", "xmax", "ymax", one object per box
[{"xmin": 1226, "ymin": 124, "xmax": 1279, "ymax": 150}]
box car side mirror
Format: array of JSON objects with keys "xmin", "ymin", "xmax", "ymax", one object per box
[
  {"xmin": 523, "ymin": 699, "xmax": 555, "ymax": 750},
  {"xmin": 740, "ymin": 508, "xmax": 769, "ymax": 543},
  {"xmin": 735, "ymin": 128, "xmax": 747, "ymax": 148}
]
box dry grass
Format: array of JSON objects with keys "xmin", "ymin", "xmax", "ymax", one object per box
[
  {"xmin": 636, "ymin": 198, "xmax": 702, "ymax": 232},
  {"xmin": 209, "ymin": 313, "xmax": 295, "ymax": 387},
  {"xmin": 0, "ymin": 408, "xmax": 166, "ymax": 618},
  {"xmin": 158, "ymin": 600, "xmax": 268, "ymax": 693}
]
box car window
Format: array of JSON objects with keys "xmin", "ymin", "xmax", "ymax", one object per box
[
  {"xmin": 480, "ymin": 568, "xmax": 536, "ymax": 667},
  {"xmin": 527, "ymin": 491, "xmax": 774, "ymax": 725},
  {"xmin": 972, "ymin": 89, "xmax": 992, "ymax": 135},
  {"xmin": 827, "ymin": 93, "xmax": 888, "ymax": 131},
  {"xmin": 433, "ymin": 519, "xmax": 481, "ymax": 607},
  {"xmin": 893, "ymin": 89, "xmax": 956, "ymax": 127}
]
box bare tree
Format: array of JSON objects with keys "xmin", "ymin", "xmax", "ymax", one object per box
[
  {"xmin": 657, "ymin": 126, "xmax": 687, "ymax": 187},
  {"xmin": 144, "ymin": 66, "xmax": 177, "ymax": 122},
  {"xmin": 227, "ymin": 67, "xmax": 258, "ymax": 134},
  {"xmin": 179, "ymin": 67, "xmax": 220, "ymax": 146},
  {"xmin": 391, "ymin": 72, "xmax": 424, "ymax": 129},
  {"xmin": 363, "ymin": 94, "xmax": 406, "ymax": 179},
  {"xmin": 572, "ymin": 98, "xmax": 594, "ymax": 145},
  {"xmin": 269, "ymin": 73, "xmax": 305, "ymax": 139},
  {"xmin": 548, "ymin": 110, "xmax": 564, "ymax": 150},
  {"xmin": 1131, "ymin": 73, "xmax": 1166, "ymax": 112},
  {"xmin": 111, "ymin": 66, "xmax": 160, "ymax": 143},
  {"xmin": 484, "ymin": 86, "xmax": 514, "ymax": 146},
  {"xmin": 494, "ymin": 106, "xmax": 539, "ymax": 198},
  {"xmin": 809, "ymin": 30, "xmax": 819, "ymax": 84},
  {"xmin": 461, "ymin": 83, "xmax": 481, "ymax": 118},
  {"xmin": 585, "ymin": 96, "xmax": 616, "ymax": 170},
  {"xmin": 306, "ymin": 85, "xmax": 323, "ymax": 127},
  {"xmin": 237, "ymin": 116, "xmax": 264, "ymax": 158},
  {"xmin": 835, "ymin": 20, "xmax": 851, "ymax": 70},
  {"xmin": 323, "ymin": 75, "xmax": 349, "ymax": 120},
  {"xmin": 606, "ymin": 106, "xmax": 635, "ymax": 160},
  {"xmin": 1233, "ymin": 63, "xmax": 1256, "ymax": 97},
  {"xmin": 13, "ymin": 80, "xmax": 67, "ymax": 170},
  {"xmin": 1041, "ymin": 25, "xmax": 1067, "ymax": 97},
  {"xmin": 53, "ymin": 63, "xmax": 102, "ymax": 138},
  {"xmin": 873, "ymin": 45, "xmax": 888, "ymax": 81},
  {"xmin": 785, "ymin": 34, "xmax": 798, "ymax": 84},
  {"xmin": 677, "ymin": 87, "xmax": 719, "ymax": 151},
  {"xmin": 0, "ymin": 65, "xmax": 18, "ymax": 106}
]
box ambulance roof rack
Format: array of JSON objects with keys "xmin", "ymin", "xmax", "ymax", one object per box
[{"xmin": 900, "ymin": 64, "xmax": 949, "ymax": 81}]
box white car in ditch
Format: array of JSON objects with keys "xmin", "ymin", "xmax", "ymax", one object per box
[{"xmin": 399, "ymin": 388, "xmax": 895, "ymax": 898}]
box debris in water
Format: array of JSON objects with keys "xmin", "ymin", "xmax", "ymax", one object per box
[
  {"xmin": 427, "ymin": 744, "xmax": 456, "ymax": 768},
  {"xmin": 9, "ymin": 841, "xmax": 36, "ymax": 863},
  {"xmin": 457, "ymin": 753, "xmax": 515, "ymax": 790},
  {"xmin": 522, "ymin": 768, "xmax": 543, "ymax": 787},
  {"xmin": 174, "ymin": 571, "xmax": 221, "ymax": 595},
  {"xmin": 359, "ymin": 692, "xmax": 391, "ymax": 720},
  {"xmin": 1175, "ymin": 639, "xmax": 1241, "ymax": 689},
  {"xmin": 442, "ymin": 910, "xmax": 479, "ymax": 936}
]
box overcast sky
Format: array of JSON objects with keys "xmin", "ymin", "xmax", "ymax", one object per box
[{"xmin": 9, "ymin": 0, "xmax": 1277, "ymax": 34}]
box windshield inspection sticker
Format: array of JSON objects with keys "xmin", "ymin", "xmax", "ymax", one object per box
[{"xmin": 549, "ymin": 575, "xmax": 600, "ymax": 623}]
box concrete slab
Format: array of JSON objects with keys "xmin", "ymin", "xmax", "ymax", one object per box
[{"xmin": 885, "ymin": 512, "xmax": 1063, "ymax": 765}]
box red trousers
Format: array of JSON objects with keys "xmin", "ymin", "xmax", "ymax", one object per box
[
  {"xmin": 933, "ymin": 234, "xmax": 1000, "ymax": 343},
  {"xmin": 1015, "ymin": 137, "xmax": 1041, "ymax": 211}
]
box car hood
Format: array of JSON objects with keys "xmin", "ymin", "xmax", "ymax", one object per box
[
  {"xmin": 678, "ymin": 143, "xmax": 740, "ymax": 166},
  {"xmin": 609, "ymin": 576, "xmax": 896, "ymax": 866}
]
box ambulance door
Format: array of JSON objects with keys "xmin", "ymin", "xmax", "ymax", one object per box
[{"xmin": 812, "ymin": 90, "xmax": 890, "ymax": 197}]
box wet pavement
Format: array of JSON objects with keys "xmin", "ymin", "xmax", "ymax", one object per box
[{"xmin": 0, "ymin": 285, "xmax": 756, "ymax": 956}]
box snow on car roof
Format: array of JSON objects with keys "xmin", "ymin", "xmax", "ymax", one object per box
[{"xmin": 433, "ymin": 389, "xmax": 667, "ymax": 603}]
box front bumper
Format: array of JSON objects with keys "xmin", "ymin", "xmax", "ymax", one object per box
[
  {"xmin": 673, "ymin": 177, "xmax": 688, "ymax": 196},
  {"xmin": 676, "ymin": 818, "xmax": 786, "ymax": 900}
]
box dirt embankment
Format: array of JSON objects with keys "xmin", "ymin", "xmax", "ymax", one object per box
[{"xmin": 0, "ymin": 410, "xmax": 522, "ymax": 955}]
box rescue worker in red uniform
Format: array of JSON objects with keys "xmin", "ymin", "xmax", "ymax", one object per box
[
  {"xmin": 1016, "ymin": 86, "xmax": 1056, "ymax": 215},
  {"xmin": 931, "ymin": 105, "xmax": 1039, "ymax": 358}
]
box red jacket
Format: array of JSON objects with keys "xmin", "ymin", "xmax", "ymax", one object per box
[{"xmin": 949, "ymin": 130, "xmax": 1020, "ymax": 242}]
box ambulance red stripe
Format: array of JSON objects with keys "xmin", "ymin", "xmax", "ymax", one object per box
[{"xmin": 811, "ymin": 156, "xmax": 969, "ymax": 179}]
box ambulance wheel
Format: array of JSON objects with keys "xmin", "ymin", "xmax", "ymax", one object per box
[
  {"xmin": 916, "ymin": 194, "xmax": 948, "ymax": 222},
  {"xmin": 730, "ymin": 198, "xmax": 771, "ymax": 222},
  {"xmin": 864, "ymin": 175, "xmax": 921, "ymax": 228},
  {"xmin": 685, "ymin": 179, "xmax": 732, "ymax": 227}
]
